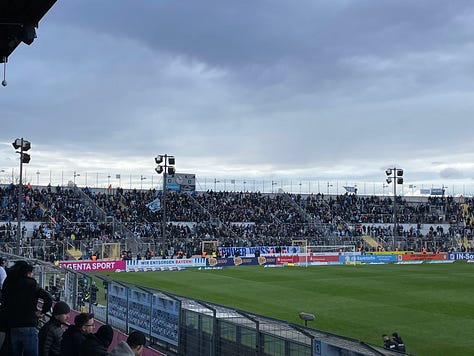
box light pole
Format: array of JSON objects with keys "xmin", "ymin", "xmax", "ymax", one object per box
[
  {"xmin": 155, "ymin": 155, "xmax": 176, "ymax": 244},
  {"xmin": 385, "ymin": 167, "xmax": 404, "ymax": 250},
  {"xmin": 12, "ymin": 138, "xmax": 31, "ymax": 255},
  {"xmin": 73, "ymin": 171, "xmax": 80, "ymax": 186},
  {"xmin": 327, "ymin": 182, "xmax": 333, "ymax": 195},
  {"xmin": 214, "ymin": 178, "xmax": 219, "ymax": 191},
  {"xmin": 36, "ymin": 170, "xmax": 40, "ymax": 185},
  {"xmin": 271, "ymin": 180, "xmax": 278, "ymax": 193},
  {"xmin": 140, "ymin": 175, "xmax": 147, "ymax": 190}
]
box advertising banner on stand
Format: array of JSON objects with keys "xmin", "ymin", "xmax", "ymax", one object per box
[
  {"xmin": 126, "ymin": 258, "xmax": 207, "ymax": 271},
  {"xmin": 448, "ymin": 252, "xmax": 474, "ymax": 261},
  {"xmin": 59, "ymin": 260, "xmax": 126, "ymax": 272},
  {"xmin": 208, "ymin": 256, "xmax": 277, "ymax": 267}
]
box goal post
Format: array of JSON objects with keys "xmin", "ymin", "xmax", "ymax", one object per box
[
  {"xmin": 291, "ymin": 239, "xmax": 308, "ymax": 254},
  {"xmin": 201, "ymin": 240, "xmax": 219, "ymax": 256},
  {"xmin": 304, "ymin": 245, "xmax": 357, "ymax": 267},
  {"xmin": 101, "ymin": 243, "xmax": 120, "ymax": 260}
]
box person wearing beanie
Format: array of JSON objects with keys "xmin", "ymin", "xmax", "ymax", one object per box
[
  {"xmin": 110, "ymin": 330, "xmax": 146, "ymax": 356},
  {"xmin": 0, "ymin": 260, "xmax": 53, "ymax": 356},
  {"xmin": 80, "ymin": 324, "xmax": 114, "ymax": 356},
  {"xmin": 60, "ymin": 312, "xmax": 95, "ymax": 356},
  {"xmin": 38, "ymin": 301, "xmax": 71, "ymax": 356}
]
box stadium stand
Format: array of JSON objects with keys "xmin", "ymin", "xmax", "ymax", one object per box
[{"xmin": 0, "ymin": 182, "xmax": 472, "ymax": 260}]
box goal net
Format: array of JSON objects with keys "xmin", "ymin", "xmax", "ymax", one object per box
[
  {"xmin": 201, "ymin": 240, "xmax": 219, "ymax": 256},
  {"xmin": 101, "ymin": 243, "xmax": 120, "ymax": 260}
]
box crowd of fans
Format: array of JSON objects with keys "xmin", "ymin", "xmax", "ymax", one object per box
[{"xmin": 0, "ymin": 182, "xmax": 473, "ymax": 260}]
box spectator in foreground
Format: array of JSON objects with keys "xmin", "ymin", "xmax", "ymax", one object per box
[
  {"xmin": 0, "ymin": 257, "xmax": 7, "ymax": 290},
  {"xmin": 0, "ymin": 260, "xmax": 52, "ymax": 356},
  {"xmin": 38, "ymin": 301, "xmax": 71, "ymax": 356},
  {"xmin": 0, "ymin": 257, "xmax": 7, "ymax": 351},
  {"xmin": 60, "ymin": 312, "xmax": 95, "ymax": 356},
  {"xmin": 80, "ymin": 324, "xmax": 114, "ymax": 356},
  {"xmin": 382, "ymin": 334, "xmax": 397, "ymax": 351},
  {"xmin": 392, "ymin": 332, "xmax": 406, "ymax": 352},
  {"xmin": 110, "ymin": 330, "xmax": 146, "ymax": 356}
]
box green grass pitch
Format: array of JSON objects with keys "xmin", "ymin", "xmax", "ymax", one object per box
[{"xmin": 99, "ymin": 262, "xmax": 474, "ymax": 355}]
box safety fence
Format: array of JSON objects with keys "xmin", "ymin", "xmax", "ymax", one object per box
[{"xmin": 2, "ymin": 253, "xmax": 404, "ymax": 356}]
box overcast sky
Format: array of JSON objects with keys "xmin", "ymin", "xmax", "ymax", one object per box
[{"xmin": 2, "ymin": 0, "xmax": 474, "ymax": 192}]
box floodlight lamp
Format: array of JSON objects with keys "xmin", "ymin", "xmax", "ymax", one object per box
[
  {"xmin": 21, "ymin": 153, "xmax": 30, "ymax": 164},
  {"xmin": 12, "ymin": 139, "xmax": 31, "ymax": 151},
  {"xmin": 397, "ymin": 178, "xmax": 403, "ymax": 184},
  {"xmin": 385, "ymin": 168, "xmax": 392, "ymax": 176},
  {"xmin": 168, "ymin": 167, "xmax": 175, "ymax": 175},
  {"xmin": 155, "ymin": 155, "xmax": 163, "ymax": 164},
  {"xmin": 12, "ymin": 139, "xmax": 21, "ymax": 149},
  {"xmin": 386, "ymin": 177, "xmax": 392, "ymax": 184},
  {"xmin": 168, "ymin": 157, "xmax": 175, "ymax": 165},
  {"xmin": 155, "ymin": 166, "xmax": 163, "ymax": 174},
  {"xmin": 397, "ymin": 169, "xmax": 403, "ymax": 177}
]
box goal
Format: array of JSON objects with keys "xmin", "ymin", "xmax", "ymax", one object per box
[
  {"xmin": 201, "ymin": 240, "xmax": 219, "ymax": 256},
  {"xmin": 101, "ymin": 242, "xmax": 120, "ymax": 260},
  {"xmin": 303, "ymin": 245, "xmax": 357, "ymax": 267}
]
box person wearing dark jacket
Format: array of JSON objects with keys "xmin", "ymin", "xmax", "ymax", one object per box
[
  {"xmin": 60, "ymin": 312, "xmax": 95, "ymax": 356},
  {"xmin": 0, "ymin": 260, "xmax": 53, "ymax": 356},
  {"xmin": 382, "ymin": 334, "xmax": 397, "ymax": 351},
  {"xmin": 392, "ymin": 332, "xmax": 406, "ymax": 352},
  {"xmin": 80, "ymin": 324, "xmax": 113, "ymax": 356},
  {"xmin": 38, "ymin": 301, "xmax": 71, "ymax": 356}
]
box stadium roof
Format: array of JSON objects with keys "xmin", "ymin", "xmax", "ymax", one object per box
[{"xmin": 0, "ymin": 0, "xmax": 56, "ymax": 62}]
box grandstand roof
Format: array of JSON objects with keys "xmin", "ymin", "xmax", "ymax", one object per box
[{"xmin": 0, "ymin": 0, "xmax": 56, "ymax": 62}]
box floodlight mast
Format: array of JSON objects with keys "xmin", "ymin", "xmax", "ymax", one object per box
[
  {"xmin": 155, "ymin": 154, "xmax": 175, "ymax": 248},
  {"xmin": 385, "ymin": 167, "xmax": 403, "ymax": 251},
  {"xmin": 12, "ymin": 138, "xmax": 31, "ymax": 255}
]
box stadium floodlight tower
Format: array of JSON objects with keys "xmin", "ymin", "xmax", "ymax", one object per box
[
  {"xmin": 12, "ymin": 138, "xmax": 31, "ymax": 255},
  {"xmin": 155, "ymin": 154, "xmax": 176, "ymax": 245},
  {"xmin": 385, "ymin": 167, "xmax": 403, "ymax": 251}
]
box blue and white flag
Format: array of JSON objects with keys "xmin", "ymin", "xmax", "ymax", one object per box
[
  {"xmin": 146, "ymin": 198, "xmax": 161, "ymax": 212},
  {"xmin": 343, "ymin": 186, "xmax": 356, "ymax": 193}
]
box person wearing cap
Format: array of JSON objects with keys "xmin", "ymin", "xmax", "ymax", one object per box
[
  {"xmin": 110, "ymin": 330, "xmax": 146, "ymax": 356},
  {"xmin": 60, "ymin": 312, "xmax": 95, "ymax": 356},
  {"xmin": 80, "ymin": 324, "xmax": 114, "ymax": 356},
  {"xmin": 0, "ymin": 260, "xmax": 53, "ymax": 356},
  {"xmin": 38, "ymin": 301, "xmax": 71, "ymax": 356}
]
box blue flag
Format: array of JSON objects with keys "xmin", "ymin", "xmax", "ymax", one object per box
[
  {"xmin": 343, "ymin": 186, "xmax": 356, "ymax": 193},
  {"xmin": 146, "ymin": 198, "xmax": 161, "ymax": 212}
]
